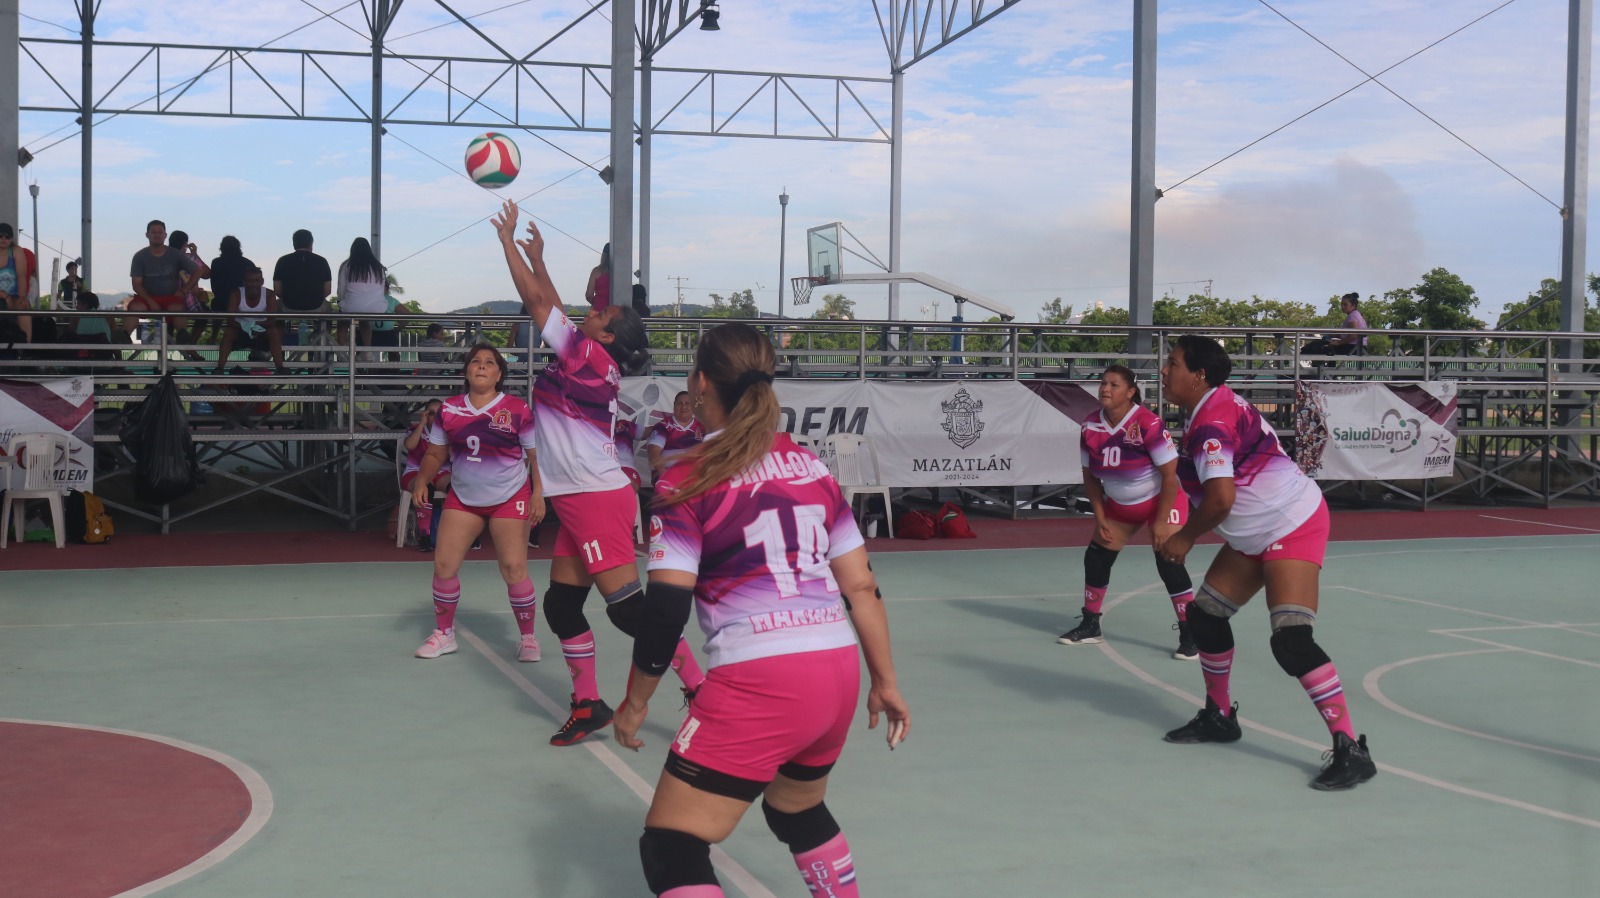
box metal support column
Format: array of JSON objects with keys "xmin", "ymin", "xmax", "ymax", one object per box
[
  {"xmin": 887, "ymin": 69, "xmax": 904, "ymax": 321},
  {"xmin": 2, "ymin": 1, "xmax": 19, "ymax": 234},
  {"xmin": 80, "ymin": 1, "xmax": 94, "ymax": 284},
  {"xmin": 1128, "ymin": 0, "xmax": 1157, "ymax": 359},
  {"xmin": 639, "ymin": 55, "xmax": 652, "ymax": 304},
  {"xmin": 369, "ymin": 0, "xmax": 400, "ymax": 259},
  {"xmin": 608, "ymin": 0, "xmax": 636, "ymax": 311},
  {"xmin": 1560, "ymin": 0, "xmax": 1592, "ymax": 374}
]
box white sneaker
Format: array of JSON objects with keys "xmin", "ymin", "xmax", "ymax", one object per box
[
  {"xmin": 517, "ymin": 634, "xmax": 542, "ymax": 663},
  {"xmin": 416, "ymin": 629, "xmax": 457, "ymax": 659}
]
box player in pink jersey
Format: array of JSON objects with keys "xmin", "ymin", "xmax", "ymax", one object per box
[
  {"xmin": 1157, "ymin": 335, "xmax": 1376, "ymax": 790},
  {"xmin": 401, "ymin": 399, "xmax": 452, "ymax": 551},
  {"xmin": 411, "ymin": 344, "xmax": 547, "ymax": 663},
  {"xmin": 646, "ymin": 391, "xmax": 706, "ymax": 475},
  {"xmin": 493, "ymin": 200, "xmax": 705, "ymax": 746},
  {"xmin": 608, "ymin": 323, "xmax": 909, "ymax": 898},
  {"xmin": 1058, "ymin": 365, "xmax": 1197, "ymax": 659}
]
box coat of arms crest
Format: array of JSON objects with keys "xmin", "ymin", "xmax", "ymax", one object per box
[{"xmin": 941, "ymin": 387, "xmax": 985, "ymax": 449}]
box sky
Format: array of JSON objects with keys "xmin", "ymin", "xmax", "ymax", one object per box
[{"xmin": 9, "ymin": 0, "xmax": 1594, "ymax": 324}]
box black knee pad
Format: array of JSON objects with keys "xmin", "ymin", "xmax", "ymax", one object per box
[
  {"xmin": 1153, "ymin": 553, "xmax": 1193, "ymax": 597},
  {"xmin": 762, "ymin": 800, "xmax": 841, "ymax": 855},
  {"xmin": 543, "ymin": 582, "xmax": 593, "ymax": 640},
  {"xmin": 1083, "ymin": 542, "xmax": 1120, "ymax": 589},
  {"xmin": 1269, "ymin": 625, "xmax": 1332, "ymax": 678},
  {"xmin": 639, "ymin": 827, "xmax": 717, "ymax": 895},
  {"xmin": 1185, "ymin": 602, "xmax": 1235, "ymax": 655}
]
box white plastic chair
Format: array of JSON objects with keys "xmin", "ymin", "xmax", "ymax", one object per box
[
  {"xmin": 1, "ymin": 432, "xmax": 68, "ymax": 549},
  {"xmin": 822, "ymin": 433, "xmax": 894, "ymax": 538},
  {"xmin": 395, "ymin": 435, "xmax": 446, "ymax": 548}
]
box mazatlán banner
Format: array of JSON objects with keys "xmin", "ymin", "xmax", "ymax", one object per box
[
  {"xmin": 619, "ymin": 377, "xmax": 1101, "ymax": 488},
  {"xmin": 0, "ymin": 377, "xmax": 97, "ymax": 492},
  {"xmin": 1294, "ymin": 381, "xmax": 1457, "ymax": 481}
]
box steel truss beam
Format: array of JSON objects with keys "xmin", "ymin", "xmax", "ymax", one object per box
[
  {"xmin": 19, "ymin": 39, "xmax": 892, "ymax": 141},
  {"xmin": 874, "ymin": 0, "xmax": 1023, "ymax": 71}
]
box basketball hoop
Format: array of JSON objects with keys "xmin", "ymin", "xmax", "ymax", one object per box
[{"xmin": 790, "ymin": 275, "xmax": 825, "ymax": 307}]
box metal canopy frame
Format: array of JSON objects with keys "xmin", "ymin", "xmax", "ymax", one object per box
[{"xmin": 13, "ymin": 0, "xmax": 1019, "ymax": 311}]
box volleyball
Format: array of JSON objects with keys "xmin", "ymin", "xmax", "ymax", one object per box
[{"xmin": 464, "ymin": 132, "xmax": 520, "ymax": 188}]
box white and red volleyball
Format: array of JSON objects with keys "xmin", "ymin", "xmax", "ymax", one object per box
[{"xmin": 464, "ymin": 132, "xmax": 521, "ymax": 188}]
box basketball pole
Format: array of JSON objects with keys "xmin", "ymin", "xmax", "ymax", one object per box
[
  {"xmin": 778, "ymin": 188, "xmax": 789, "ymax": 318},
  {"xmin": 608, "ymin": 0, "xmax": 636, "ymax": 313}
]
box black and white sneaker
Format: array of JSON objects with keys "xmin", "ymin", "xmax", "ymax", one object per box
[
  {"xmin": 1056, "ymin": 610, "xmax": 1103, "ymax": 645},
  {"xmin": 1312, "ymin": 733, "xmax": 1377, "ymax": 791},
  {"xmin": 1164, "ymin": 698, "xmax": 1242, "ymax": 744},
  {"xmin": 1173, "ymin": 621, "xmax": 1198, "ymax": 660}
]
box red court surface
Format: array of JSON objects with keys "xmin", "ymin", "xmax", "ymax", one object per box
[
  {"xmin": 0, "ymin": 506, "xmax": 1594, "ymax": 571},
  {"xmin": 0, "ymin": 722, "xmax": 256, "ymax": 898}
]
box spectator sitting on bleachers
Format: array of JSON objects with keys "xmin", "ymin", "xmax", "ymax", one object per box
[
  {"xmin": 417, "ymin": 322, "xmax": 451, "ymax": 366},
  {"xmin": 1304, "ymin": 293, "xmax": 1367, "ymax": 359}
]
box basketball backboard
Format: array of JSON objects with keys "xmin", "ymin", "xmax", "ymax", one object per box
[{"xmin": 807, "ymin": 223, "xmax": 842, "ymax": 284}]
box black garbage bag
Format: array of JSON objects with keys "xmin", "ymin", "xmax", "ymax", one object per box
[{"xmin": 119, "ymin": 373, "xmax": 203, "ymax": 504}]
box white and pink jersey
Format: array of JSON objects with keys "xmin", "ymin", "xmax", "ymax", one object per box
[
  {"xmin": 532, "ymin": 308, "xmax": 631, "ymax": 497},
  {"xmin": 614, "ymin": 399, "xmax": 641, "ymax": 475},
  {"xmin": 1176, "ymin": 385, "xmax": 1323, "ymax": 554},
  {"xmin": 426, "ymin": 393, "xmax": 537, "ymax": 507},
  {"xmin": 647, "ymin": 416, "xmax": 705, "ymax": 463},
  {"xmin": 403, "ymin": 434, "xmax": 452, "ymax": 479},
  {"xmin": 648, "ymin": 432, "xmax": 864, "ymax": 669},
  {"xmin": 1080, "ymin": 405, "xmax": 1178, "ymax": 506}
]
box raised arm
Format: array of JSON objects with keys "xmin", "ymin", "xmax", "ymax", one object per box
[{"xmin": 491, "ymin": 200, "xmax": 560, "ymax": 332}]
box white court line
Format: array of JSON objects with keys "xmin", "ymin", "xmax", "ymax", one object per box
[
  {"xmin": 1433, "ymin": 623, "xmax": 1600, "ymax": 639},
  {"xmin": 454, "ymin": 625, "xmax": 778, "ymax": 898},
  {"xmin": 0, "ymin": 718, "xmax": 275, "ymax": 897},
  {"xmin": 1331, "ymin": 585, "xmax": 1555, "ymax": 626},
  {"xmin": 1094, "ymin": 589, "xmax": 1600, "ymax": 831},
  {"xmin": 1429, "ymin": 633, "xmax": 1600, "ymax": 670},
  {"xmin": 1478, "ymin": 514, "xmax": 1600, "ymax": 534},
  {"xmin": 1361, "ymin": 650, "xmax": 1600, "ymax": 765},
  {"xmin": 0, "ymin": 612, "xmax": 403, "ymax": 630}
]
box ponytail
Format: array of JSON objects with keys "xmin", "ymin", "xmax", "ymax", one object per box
[{"xmin": 659, "ymin": 324, "xmax": 779, "ymax": 505}]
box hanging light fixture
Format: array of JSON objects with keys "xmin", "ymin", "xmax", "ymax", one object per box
[{"xmin": 699, "ymin": 1, "xmax": 720, "ymax": 31}]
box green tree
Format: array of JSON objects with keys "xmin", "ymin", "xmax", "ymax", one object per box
[
  {"xmin": 704, "ymin": 289, "xmax": 759, "ymax": 319},
  {"xmin": 1496, "ymin": 277, "xmax": 1600, "ymax": 361},
  {"xmin": 385, "ymin": 272, "xmax": 405, "ymax": 296},
  {"xmin": 813, "ymin": 293, "xmax": 856, "ymax": 321}
]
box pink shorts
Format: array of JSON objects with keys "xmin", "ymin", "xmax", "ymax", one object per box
[
  {"xmin": 1104, "ymin": 493, "xmax": 1190, "ymax": 529},
  {"xmin": 551, "ymin": 485, "xmax": 637, "ymax": 574},
  {"xmin": 443, "ymin": 480, "xmax": 533, "ymax": 520},
  {"xmin": 621, "ymin": 466, "xmax": 641, "ymax": 488},
  {"xmin": 400, "ymin": 471, "xmax": 419, "ymax": 491},
  {"xmin": 669, "ymin": 646, "xmax": 861, "ymax": 783},
  {"xmin": 1238, "ymin": 498, "xmax": 1330, "ymax": 567}
]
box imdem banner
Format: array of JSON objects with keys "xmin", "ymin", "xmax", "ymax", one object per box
[
  {"xmin": 618, "ymin": 377, "xmax": 1100, "ymax": 488},
  {"xmin": 0, "ymin": 377, "xmax": 97, "ymax": 492},
  {"xmin": 1294, "ymin": 381, "xmax": 1457, "ymax": 481}
]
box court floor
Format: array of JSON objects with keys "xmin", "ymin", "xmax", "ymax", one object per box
[{"xmin": 3, "ymin": 529, "xmax": 1599, "ymax": 897}]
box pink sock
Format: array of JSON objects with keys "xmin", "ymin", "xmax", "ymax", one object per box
[
  {"xmin": 507, "ymin": 578, "xmax": 537, "ymax": 637},
  {"xmin": 792, "ymin": 833, "xmax": 858, "ymax": 897},
  {"xmin": 1170, "ymin": 590, "xmax": 1192, "ymax": 622},
  {"xmin": 1198, "ymin": 647, "xmax": 1233, "ymax": 710},
  {"xmin": 560, "ymin": 631, "xmax": 599, "ymax": 701},
  {"xmin": 672, "ymin": 636, "xmax": 706, "ymax": 691},
  {"xmin": 415, "ymin": 507, "xmax": 431, "ymax": 537},
  {"xmin": 1299, "ymin": 662, "xmax": 1356, "ymax": 740},
  {"xmin": 661, "ymin": 887, "xmax": 723, "ymax": 897},
  {"xmin": 1083, "ymin": 586, "xmax": 1106, "ymax": 615},
  {"xmin": 432, "ymin": 575, "xmax": 460, "ymax": 634}
]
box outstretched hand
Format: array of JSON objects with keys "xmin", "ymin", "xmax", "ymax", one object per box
[
  {"xmin": 490, "ymin": 200, "xmax": 520, "ymax": 243},
  {"xmin": 517, "ymin": 219, "xmax": 546, "ymax": 263}
]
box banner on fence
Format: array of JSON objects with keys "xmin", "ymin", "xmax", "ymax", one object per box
[
  {"xmin": 619, "ymin": 377, "xmax": 1099, "ymax": 487},
  {"xmin": 0, "ymin": 377, "xmax": 97, "ymax": 492},
  {"xmin": 1294, "ymin": 380, "xmax": 1457, "ymax": 480}
]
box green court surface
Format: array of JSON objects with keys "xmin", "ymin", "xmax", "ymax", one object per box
[{"xmin": 3, "ymin": 535, "xmax": 1598, "ymax": 897}]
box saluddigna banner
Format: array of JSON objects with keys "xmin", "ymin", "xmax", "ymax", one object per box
[{"xmin": 1294, "ymin": 381, "xmax": 1458, "ymax": 480}]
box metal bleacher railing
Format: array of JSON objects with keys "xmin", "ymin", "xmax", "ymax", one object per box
[{"xmin": 2, "ymin": 309, "xmax": 1595, "ymax": 532}]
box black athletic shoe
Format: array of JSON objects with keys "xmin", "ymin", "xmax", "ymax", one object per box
[
  {"xmin": 1056, "ymin": 610, "xmax": 1103, "ymax": 645},
  {"xmin": 1173, "ymin": 621, "xmax": 1198, "ymax": 660},
  {"xmin": 1164, "ymin": 698, "xmax": 1242, "ymax": 744},
  {"xmin": 1312, "ymin": 733, "xmax": 1377, "ymax": 791},
  {"xmin": 416, "ymin": 533, "xmax": 433, "ymax": 552},
  {"xmin": 550, "ymin": 697, "xmax": 614, "ymax": 746}
]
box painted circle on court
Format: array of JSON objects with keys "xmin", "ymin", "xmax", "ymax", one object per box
[{"xmin": 0, "ymin": 720, "xmax": 271, "ymax": 898}]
